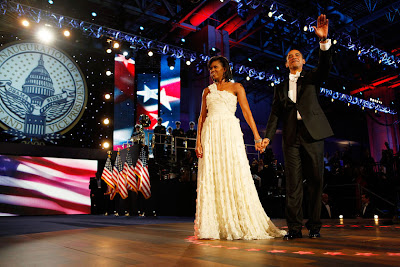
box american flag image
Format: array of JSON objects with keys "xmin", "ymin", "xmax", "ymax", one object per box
[
  {"xmin": 123, "ymin": 148, "xmax": 137, "ymax": 192},
  {"xmin": 113, "ymin": 152, "xmax": 128, "ymax": 199},
  {"xmin": 101, "ymin": 155, "xmax": 114, "ymax": 189},
  {"xmin": 134, "ymin": 147, "xmax": 151, "ymax": 199},
  {"xmin": 0, "ymin": 155, "xmax": 97, "ymax": 216}
]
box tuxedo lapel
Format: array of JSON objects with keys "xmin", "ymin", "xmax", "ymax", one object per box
[{"xmin": 296, "ymin": 70, "xmax": 306, "ymax": 101}]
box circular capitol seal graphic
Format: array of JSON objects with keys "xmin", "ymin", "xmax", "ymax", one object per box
[{"xmin": 0, "ymin": 42, "xmax": 87, "ymax": 141}]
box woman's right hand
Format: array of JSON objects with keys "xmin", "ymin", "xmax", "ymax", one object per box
[{"xmin": 195, "ymin": 143, "xmax": 203, "ymax": 158}]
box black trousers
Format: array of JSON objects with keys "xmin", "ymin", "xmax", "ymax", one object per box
[{"xmin": 283, "ymin": 120, "xmax": 324, "ymax": 233}]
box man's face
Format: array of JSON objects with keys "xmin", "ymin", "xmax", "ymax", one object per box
[
  {"xmin": 286, "ymin": 50, "xmax": 305, "ymax": 71},
  {"xmin": 322, "ymin": 194, "xmax": 329, "ymax": 203},
  {"xmin": 176, "ymin": 123, "xmax": 180, "ymax": 129},
  {"xmin": 361, "ymin": 194, "xmax": 369, "ymax": 204}
]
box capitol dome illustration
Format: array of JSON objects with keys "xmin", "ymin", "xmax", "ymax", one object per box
[{"xmin": 22, "ymin": 54, "xmax": 55, "ymax": 106}]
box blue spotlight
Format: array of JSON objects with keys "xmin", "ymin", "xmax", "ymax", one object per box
[
  {"xmin": 48, "ymin": 0, "xmax": 54, "ymax": 4},
  {"xmin": 181, "ymin": 38, "xmax": 185, "ymax": 43},
  {"xmin": 140, "ymin": 26, "xmax": 144, "ymax": 31},
  {"xmin": 91, "ymin": 12, "xmax": 97, "ymax": 17}
]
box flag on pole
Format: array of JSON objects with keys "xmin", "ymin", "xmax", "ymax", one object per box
[
  {"xmin": 124, "ymin": 147, "xmax": 137, "ymax": 192},
  {"xmin": 101, "ymin": 151, "xmax": 115, "ymax": 189},
  {"xmin": 114, "ymin": 150, "xmax": 128, "ymax": 199},
  {"xmin": 134, "ymin": 147, "xmax": 151, "ymax": 199}
]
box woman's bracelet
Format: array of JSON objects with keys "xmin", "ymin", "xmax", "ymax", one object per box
[{"xmin": 254, "ymin": 138, "xmax": 262, "ymax": 144}]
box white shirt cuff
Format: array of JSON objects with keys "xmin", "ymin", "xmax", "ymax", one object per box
[{"xmin": 320, "ymin": 39, "xmax": 331, "ymax": 51}]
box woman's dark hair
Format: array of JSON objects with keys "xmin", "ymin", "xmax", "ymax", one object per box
[{"xmin": 207, "ymin": 56, "xmax": 233, "ymax": 81}]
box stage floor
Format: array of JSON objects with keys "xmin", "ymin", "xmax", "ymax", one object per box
[{"xmin": 0, "ymin": 216, "xmax": 399, "ymax": 266}]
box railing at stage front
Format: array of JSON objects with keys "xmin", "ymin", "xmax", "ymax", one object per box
[{"xmin": 124, "ymin": 130, "xmax": 261, "ymax": 162}]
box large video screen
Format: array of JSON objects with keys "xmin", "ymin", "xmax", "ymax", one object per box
[
  {"xmin": 136, "ymin": 73, "xmax": 159, "ymax": 128},
  {"xmin": 159, "ymin": 55, "xmax": 181, "ymax": 129},
  {"xmin": 113, "ymin": 54, "xmax": 136, "ymax": 150},
  {"xmin": 0, "ymin": 155, "xmax": 97, "ymax": 216}
]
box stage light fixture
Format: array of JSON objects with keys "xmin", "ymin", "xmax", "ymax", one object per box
[
  {"xmin": 37, "ymin": 27, "xmax": 54, "ymax": 43},
  {"xmin": 103, "ymin": 118, "xmax": 110, "ymax": 125},
  {"xmin": 210, "ymin": 47, "xmax": 220, "ymax": 56},
  {"xmin": 303, "ymin": 25, "xmax": 308, "ymax": 32},
  {"xmin": 343, "ymin": 86, "xmax": 345, "ymax": 90},
  {"xmin": 167, "ymin": 56, "xmax": 176, "ymax": 70},
  {"xmin": 104, "ymin": 93, "xmax": 111, "ymax": 100},
  {"xmin": 339, "ymin": 215, "xmax": 343, "ymax": 219},
  {"xmin": 92, "ymin": 12, "xmax": 97, "ymax": 17},
  {"xmin": 181, "ymin": 38, "xmax": 185, "ymax": 43},
  {"xmin": 268, "ymin": 11, "xmax": 273, "ymax": 18},
  {"xmin": 48, "ymin": 0, "xmax": 54, "ymax": 4},
  {"xmin": 333, "ymin": 39, "xmax": 337, "ymax": 45},
  {"xmin": 379, "ymin": 59, "xmax": 382, "ymax": 64},
  {"xmin": 63, "ymin": 30, "xmax": 70, "ymax": 37},
  {"xmin": 21, "ymin": 19, "xmax": 30, "ymax": 27},
  {"xmin": 358, "ymin": 50, "xmax": 362, "ymax": 55},
  {"xmin": 270, "ymin": 82, "xmax": 275, "ymax": 87},
  {"xmin": 374, "ymin": 215, "xmax": 379, "ymax": 219},
  {"xmin": 106, "ymin": 70, "xmax": 112, "ymax": 76},
  {"xmin": 148, "ymin": 50, "xmax": 153, "ymax": 57},
  {"xmin": 113, "ymin": 42, "xmax": 120, "ymax": 49},
  {"xmin": 186, "ymin": 60, "xmax": 191, "ymax": 66},
  {"xmin": 276, "ymin": 66, "xmax": 280, "ymax": 70},
  {"xmin": 102, "ymin": 141, "xmax": 110, "ymax": 149},
  {"xmin": 248, "ymin": 58, "xmax": 252, "ymax": 62},
  {"xmin": 123, "ymin": 51, "xmax": 128, "ymax": 56},
  {"xmin": 245, "ymin": 76, "xmax": 250, "ymax": 81},
  {"xmin": 140, "ymin": 26, "xmax": 144, "ymax": 31},
  {"xmin": 220, "ymin": 0, "xmax": 224, "ymax": 2},
  {"xmin": 106, "ymin": 48, "xmax": 112, "ymax": 54}
]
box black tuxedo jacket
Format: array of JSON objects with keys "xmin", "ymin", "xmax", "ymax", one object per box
[{"xmin": 265, "ymin": 49, "xmax": 333, "ymax": 145}]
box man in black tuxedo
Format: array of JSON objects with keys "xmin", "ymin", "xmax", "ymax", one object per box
[{"xmin": 262, "ymin": 14, "xmax": 333, "ymax": 240}]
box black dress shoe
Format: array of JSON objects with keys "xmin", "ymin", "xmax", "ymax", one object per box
[
  {"xmin": 283, "ymin": 232, "xmax": 302, "ymax": 240},
  {"xmin": 308, "ymin": 231, "xmax": 321, "ymax": 239}
]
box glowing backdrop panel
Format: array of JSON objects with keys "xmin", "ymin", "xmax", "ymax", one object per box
[
  {"xmin": 136, "ymin": 74, "xmax": 159, "ymax": 128},
  {"xmin": 0, "ymin": 155, "xmax": 97, "ymax": 216},
  {"xmin": 113, "ymin": 54, "xmax": 136, "ymax": 150},
  {"xmin": 159, "ymin": 55, "xmax": 181, "ymax": 129}
]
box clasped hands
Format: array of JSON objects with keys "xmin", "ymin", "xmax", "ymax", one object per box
[{"xmin": 255, "ymin": 138, "xmax": 270, "ymax": 153}]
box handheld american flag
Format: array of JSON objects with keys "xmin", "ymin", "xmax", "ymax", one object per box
[
  {"xmin": 114, "ymin": 150, "xmax": 128, "ymax": 199},
  {"xmin": 101, "ymin": 152, "xmax": 115, "ymax": 189},
  {"xmin": 124, "ymin": 147, "xmax": 137, "ymax": 192},
  {"xmin": 134, "ymin": 147, "xmax": 151, "ymax": 199}
]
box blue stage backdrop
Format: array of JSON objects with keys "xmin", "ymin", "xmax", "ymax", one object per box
[
  {"xmin": 159, "ymin": 55, "xmax": 181, "ymax": 129},
  {"xmin": 113, "ymin": 54, "xmax": 136, "ymax": 150}
]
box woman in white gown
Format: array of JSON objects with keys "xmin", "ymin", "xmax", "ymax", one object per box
[{"xmin": 194, "ymin": 56, "xmax": 286, "ymax": 240}]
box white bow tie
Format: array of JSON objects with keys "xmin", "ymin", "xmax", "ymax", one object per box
[{"xmin": 289, "ymin": 72, "xmax": 301, "ymax": 82}]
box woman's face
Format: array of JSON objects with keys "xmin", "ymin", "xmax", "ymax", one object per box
[{"xmin": 209, "ymin": 60, "xmax": 226, "ymax": 81}]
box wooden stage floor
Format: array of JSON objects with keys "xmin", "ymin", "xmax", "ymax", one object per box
[{"xmin": 1, "ymin": 217, "xmax": 400, "ymax": 266}]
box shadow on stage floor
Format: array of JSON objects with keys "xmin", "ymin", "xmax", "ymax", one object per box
[{"xmin": 1, "ymin": 215, "xmax": 400, "ymax": 266}]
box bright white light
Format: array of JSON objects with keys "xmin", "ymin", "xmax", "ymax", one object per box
[
  {"xmin": 103, "ymin": 142, "xmax": 110, "ymax": 149},
  {"xmin": 248, "ymin": 58, "xmax": 252, "ymax": 62},
  {"xmin": 246, "ymin": 76, "xmax": 250, "ymax": 81},
  {"xmin": 48, "ymin": 0, "xmax": 54, "ymax": 4},
  {"xmin": 268, "ymin": 11, "xmax": 273, "ymax": 18},
  {"xmin": 181, "ymin": 38, "xmax": 185, "ymax": 42},
  {"xmin": 113, "ymin": 42, "xmax": 120, "ymax": 49},
  {"xmin": 220, "ymin": 0, "xmax": 224, "ymax": 2},
  {"xmin": 170, "ymin": 66, "xmax": 175, "ymax": 70},
  {"xmin": 333, "ymin": 39, "xmax": 337, "ymax": 45},
  {"xmin": 104, "ymin": 94, "xmax": 111, "ymax": 100},
  {"xmin": 148, "ymin": 51, "xmax": 153, "ymax": 57},
  {"xmin": 92, "ymin": 12, "xmax": 97, "ymax": 17},
  {"xmin": 103, "ymin": 118, "xmax": 110, "ymax": 125},
  {"xmin": 339, "ymin": 215, "xmax": 343, "ymax": 219},
  {"xmin": 123, "ymin": 51, "xmax": 128, "ymax": 56},
  {"xmin": 37, "ymin": 27, "xmax": 54, "ymax": 43},
  {"xmin": 140, "ymin": 26, "xmax": 144, "ymax": 31},
  {"xmin": 303, "ymin": 25, "xmax": 308, "ymax": 32},
  {"xmin": 106, "ymin": 70, "xmax": 112, "ymax": 76},
  {"xmin": 106, "ymin": 48, "xmax": 112, "ymax": 54},
  {"xmin": 22, "ymin": 20, "xmax": 30, "ymax": 27},
  {"xmin": 186, "ymin": 60, "xmax": 191, "ymax": 66},
  {"xmin": 63, "ymin": 30, "xmax": 70, "ymax": 37},
  {"xmin": 276, "ymin": 66, "xmax": 280, "ymax": 70},
  {"xmin": 374, "ymin": 215, "xmax": 379, "ymax": 219},
  {"xmin": 379, "ymin": 59, "xmax": 382, "ymax": 64},
  {"xmin": 270, "ymin": 82, "xmax": 275, "ymax": 87}
]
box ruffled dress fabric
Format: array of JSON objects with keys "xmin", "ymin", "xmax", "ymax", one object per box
[{"xmin": 194, "ymin": 83, "xmax": 286, "ymax": 240}]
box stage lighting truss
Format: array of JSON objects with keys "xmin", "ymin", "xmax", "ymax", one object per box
[
  {"xmin": 1, "ymin": 1, "xmax": 281, "ymax": 85},
  {"xmin": 320, "ymin": 88, "xmax": 396, "ymax": 114}
]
